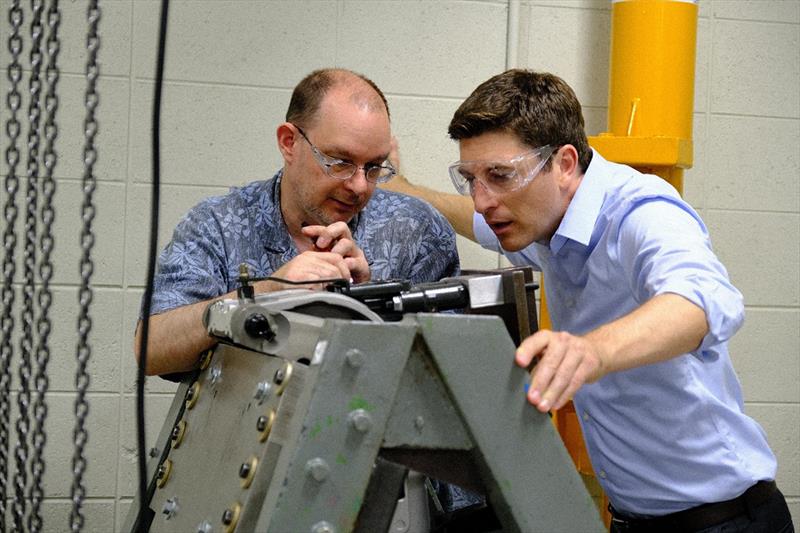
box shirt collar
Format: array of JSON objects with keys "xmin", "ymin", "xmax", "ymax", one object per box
[{"xmin": 549, "ymin": 149, "xmax": 606, "ymax": 255}]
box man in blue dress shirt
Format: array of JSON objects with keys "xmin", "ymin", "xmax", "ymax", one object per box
[
  {"xmin": 384, "ymin": 69, "xmax": 793, "ymax": 532},
  {"xmin": 135, "ymin": 68, "xmax": 459, "ymax": 376}
]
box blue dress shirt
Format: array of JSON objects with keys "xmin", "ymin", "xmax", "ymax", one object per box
[
  {"xmin": 474, "ymin": 150, "xmax": 777, "ymax": 516},
  {"xmin": 147, "ymin": 171, "xmax": 460, "ymax": 315}
]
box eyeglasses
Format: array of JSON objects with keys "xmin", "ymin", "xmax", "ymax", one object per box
[
  {"xmin": 294, "ymin": 125, "xmax": 397, "ymax": 184},
  {"xmin": 448, "ymin": 145, "xmax": 557, "ymax": 196}
]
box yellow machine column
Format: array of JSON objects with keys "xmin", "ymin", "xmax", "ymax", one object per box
[{"xmin": 553, "ymin": 0, "xmax": 699, "ymax": 527}]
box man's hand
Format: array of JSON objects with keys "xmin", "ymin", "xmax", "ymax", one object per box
[
  {"xmin": 299, "ymin": 222, "xmax": 370, "ymax": 283},
  {"xmin": 515, "ymin": 330, "xmax": 607, "ymax": 413}
]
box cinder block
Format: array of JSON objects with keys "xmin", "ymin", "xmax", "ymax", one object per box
[
  {"xmin": 3, "ymin": 498, "xmax": 116, "ymax": 533},
  {"xmin": 6, "ymin": 391, "xmax": 120, "ymax": 498},
  {"xmin": 694, "ymin": 17, "xmax": 710, "ymax": 114},
  {"xmin": 730, "ymin": 308, "xmax": 800, "ymax": 403},
  {"xmin": 523, "ymin": 5, "xmax": 610, "ymax": 108},
  {"xmin": 713, "ymin": 0, "xmax": 800, "ymax": 24},
  {"xmin": 706, "ymin": 115, "xmax": 799, "ymax": 212},
  {"xmin": 711, "ymin": 19, "xmax": 799, "ymax": 118},
  {"xmin": 132, "ymin": 0, "xmax": 338, "ymax": 86},
  {"xmin": 129, "ymin": 80, "xmax": 287, "ymax": 186},
  {"xmin": 683, "ymin": 113, "xmax": 707, "ymax": 209},
  {"xmin": 704, "ymin": 211, "xmax": 799, "ymax": 307},
  {"xmin": 338, "ymin": 0, "xmax": 507, "ymax": 98}
]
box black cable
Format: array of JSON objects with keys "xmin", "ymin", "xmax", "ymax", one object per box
[
  {"xmin": 135, "ymin": 0, "xmax": 169, "ymax": 529},
  {"xmin": 250, "ymin": 275, "xmax": 348, "ymax": 286}
]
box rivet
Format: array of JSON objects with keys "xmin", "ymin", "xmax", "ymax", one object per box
[
  {"xmin": 171, "ymin": 420, "xmax": 187, "ymax": 448},
  {"xmin": 347, "ymin": 409, "xmax": 372, "ymax": 433},
  {"xmin": 274, "ymin": 362, "xmax": 292, "ymax": 396},
  {"xmin": 221, "ymin": 502, "xmax": 241, "ymax": 533},
  {"xmin": 345, "ymin": 348, "xmax": 365, "ymax": 368},
  {"xmin": 186, "ymin": 382, "xmax": 200, "ymax": 410},
  {"xmin": 305, "ymin": 457, "xmax": 330, "ymax": 482},
  {"xmin": 257, "ymin": 410, "xmax": 276, "ymax": 442},
  {"xmin": 311, "ymin": 521, "xmax": 336, "ymax": 533},
  {"xmin": 156, "ymin": 459, "xmax": 173, "ymax": 488},
  {"xmin": 239, "ymin": 456, "xmax": 258, "ymax": 489}
]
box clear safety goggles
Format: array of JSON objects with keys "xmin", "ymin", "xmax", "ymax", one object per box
[{"xmin": 448, "ymin": 145, "xmax": 556, "ymax": 196}]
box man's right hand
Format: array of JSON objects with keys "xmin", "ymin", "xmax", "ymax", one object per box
[{"xmin": 257, "ymin": 250, "xmax": 355, "ymax": 292}]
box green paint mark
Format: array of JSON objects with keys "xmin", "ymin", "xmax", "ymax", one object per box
[
  {"xmin": 348, "ymin": 395, "xmax": 372, "ymax": 411},
  {"xmin": 310, "ymin": 422, "xmax": 321, "ymax": 439},
  {"xmin": 336, "ymin": 453, "xmax": 347, "ymax": 465}
]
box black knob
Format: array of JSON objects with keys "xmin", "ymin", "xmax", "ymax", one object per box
[{"xmin": 244, "ymin": 313, "xmax": 275, "ymax": 341}]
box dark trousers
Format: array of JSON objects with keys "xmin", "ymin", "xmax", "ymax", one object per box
[{"xmin": 610, "ymin": 486, "xmax": 794, "ymax": 533}]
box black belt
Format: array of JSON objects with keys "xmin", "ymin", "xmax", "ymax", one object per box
[{"xmin": 609, "ymin": 480, "xmax": 778, "ymax": 533}]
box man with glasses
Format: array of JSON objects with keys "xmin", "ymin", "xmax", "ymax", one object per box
[
  {"xmin": 384, "ymin": 69, "xmax": 792, "ymax": 532},
  {"xmin": 136, "ymin": 68, "xmax": 459, "ymax": 376}
]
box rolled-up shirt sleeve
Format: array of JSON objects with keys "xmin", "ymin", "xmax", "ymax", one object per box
[{"xmin": 615, "ymin": 198, "xmax": 744, "ymax": 352}]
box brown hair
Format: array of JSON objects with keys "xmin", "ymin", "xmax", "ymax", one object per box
[
  {"xmin": 449, "ymin": 69, "xmax": 592, "ymax": 172},
  {"xmin": 286, "ymin": 68, "xmax": 390, "ymax": 128}
]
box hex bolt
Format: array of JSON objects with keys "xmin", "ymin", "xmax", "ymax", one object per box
[
  {"xmin": 345, "ymin": 348, "xmax": 365, "ymax": 368},
  {"xmin": 254, "ymin": 381, "xmax": 272, "ymax": 403},
  {"xmin": 347, "ymin": 409, "xmax": 372, "ymax": 433},
  {"xmin": 311, "ymin": 521, "xmax": 336, "ymax": 533},
  {"xmin": 305, "ymin": 457, "xmax": 330, "ymax": 482},
  {"xmin": 162, "ymin": 496, "xmax": 179, "ymax": 519}
]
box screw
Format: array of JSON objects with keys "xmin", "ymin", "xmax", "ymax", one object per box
[
  {"xmin": 345, "ymin": 348, "xmax": 365, "ymax": 368},
  {"xmin": 273, "ymin": 368, "xmax": 285, "ymax": 385},
  {"xmin": 305, "ymin": 457, "xmax": 330, "ymax": 482},
  {"xmin": 414, "ymin": 416, "xmax": 425, "ymax": 430},
  {"xmin": 221, "ymin": 508, "xmax": 234, "ymax": 526},
  {"xmin": 256, "ymin": 415, "xmax": 268, "ymax": 432},
  {"xmin": 347, "ymin": 409, "xmax": 372, "ymax": 433},
  {"xmin": 239, "ymin": 462, "xmax": 251, "ymax": 479}
]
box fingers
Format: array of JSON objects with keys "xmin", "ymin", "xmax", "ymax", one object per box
[
  {"xmin": 517, "ymin": 330, "xmax": 602, "ymax": 413},
  {"xmin": 301, "ymin": 222, "xmax": 352, "ymax": 251},
  {"xmin": 269, "ymin": 251, "xmax": 352, "ymax": 290}
]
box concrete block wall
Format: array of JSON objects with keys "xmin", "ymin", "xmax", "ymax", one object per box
[{"xmin": 0, "ymin": 0, "xmax": 796, "ymax": 530}]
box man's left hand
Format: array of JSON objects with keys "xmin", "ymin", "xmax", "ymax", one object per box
[
  {"xmin": 301, "ymin": 222, "xmax": 370, "ymax": 283},
  {"xmin": 515, "ymin": 330, "xmax": 607, "ymax": 413}
]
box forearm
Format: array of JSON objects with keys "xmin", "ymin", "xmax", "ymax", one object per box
[
  {"xmin": 135, "ymin": 295, "xmax": 231, "ymax": 376},
  {"xmin": 381, "ymin": 174, "xmax": 476, "ymax": 241},
  {"xmin": 585, "ymin": 293, "xmax": 709, "ymax": 376}
]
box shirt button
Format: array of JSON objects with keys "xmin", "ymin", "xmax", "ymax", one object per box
[{"xmin": 599, "ymin": 470, "xmax": 607, "ymax": 479}]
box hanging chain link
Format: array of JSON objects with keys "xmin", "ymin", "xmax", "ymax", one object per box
[
  {"xmin": 70, "ymin": 1, "xmax": 100, "ymax": 530},
  {"xmin": 14, "ymin": 0, "xmax": 45, "ymax": 529},
  {"xmin": 29, "ymin": 0, "xmax": 60, "ymax": 531},
  {"xmin": 2, "ymin": 2, "xmax": 25, "ymax": 532}
]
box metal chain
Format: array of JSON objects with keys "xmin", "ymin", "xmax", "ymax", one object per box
[
  {"xmin": 70, "ymin": 1, "xmax": 100, "ymax": 530},
  {"xmin": 1, "ymin": 2, "xmax": 24, "ymax": 532},
  {"xmin": 29, "ymin": 0, "xmax": 60, "ymax": 531},
  {"xmin": 14, "ymin": 0, "xmax": 45, "ymax": 528}
]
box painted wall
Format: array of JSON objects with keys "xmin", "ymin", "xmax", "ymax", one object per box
[{"xmin": 0, "ymin": 0, "xmax": 797, "ymax": 530}]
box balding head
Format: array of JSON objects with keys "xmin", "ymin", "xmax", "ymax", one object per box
[{"xmin": 286, "ymin": 68, "xmax": 390, "ymax": 129}]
